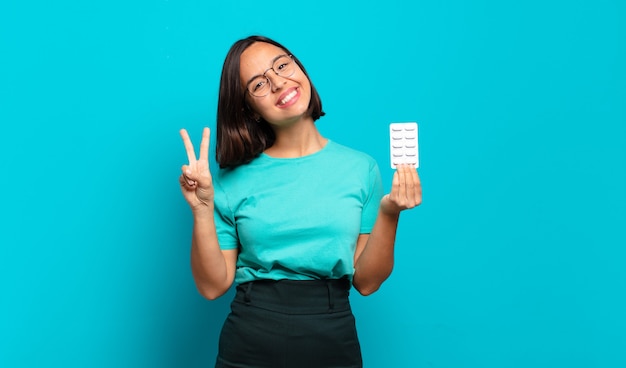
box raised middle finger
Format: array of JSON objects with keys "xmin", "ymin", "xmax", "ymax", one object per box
[{"xmin": 198, "ymin": 127, "xmax": 210, "ymax": 163}]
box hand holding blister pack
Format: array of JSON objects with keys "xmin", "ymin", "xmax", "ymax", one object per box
[{"xmin": 389, "ymin": 122, "xmax": 419, "ymax": 169}]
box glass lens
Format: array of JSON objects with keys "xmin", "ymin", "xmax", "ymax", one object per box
[
  {"xmin": 273, "ymin": 55, "xmax": 294, "ymax": 77},
  {"xmin": 248, "ymin": 76, "xmax": 269, "ymax": 96}
]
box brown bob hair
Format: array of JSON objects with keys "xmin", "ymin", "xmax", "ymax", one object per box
[{"xmin": 216, "ymin": 35, "xmax": 325, "ymax": 168}]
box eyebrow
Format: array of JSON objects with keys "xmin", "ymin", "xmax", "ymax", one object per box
[{"xmin": 244, "ymin": 54, "xmax": 288, "ymax": 87}]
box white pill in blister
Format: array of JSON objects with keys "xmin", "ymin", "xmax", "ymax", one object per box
[{"xmin": 389, "ymin": 122, "xmax": 419, "ymax": 169}]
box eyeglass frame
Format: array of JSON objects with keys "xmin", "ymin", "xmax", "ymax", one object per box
[{"xmin": 244, "ymin": 54, "xmax": 295, "ymax": 97}]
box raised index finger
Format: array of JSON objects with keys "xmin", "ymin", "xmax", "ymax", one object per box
[{"xmin": 179, "ymin": 128, "xmax": 197, "ymax": 164}]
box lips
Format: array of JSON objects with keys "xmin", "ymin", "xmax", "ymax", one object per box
[{"xmin": 276, "ymin": 87, "xmax": 299, "ymax": 107}]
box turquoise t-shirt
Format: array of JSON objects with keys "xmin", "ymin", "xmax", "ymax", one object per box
[{"xmin": 213, "ymin": 140, "xmax": 384, "ymax": 284}]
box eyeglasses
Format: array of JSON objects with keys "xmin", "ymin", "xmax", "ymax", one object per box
[{"xmin": 246, "ymin": 55, "xmax": 295, "ymax": 97}]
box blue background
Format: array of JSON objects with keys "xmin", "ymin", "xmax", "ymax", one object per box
[{"xmin": 1, "ymin": 0, "xmax": 625, "ymax": 367}]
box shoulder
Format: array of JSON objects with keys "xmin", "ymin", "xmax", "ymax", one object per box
[
  {"xmin": 325, "ymin": 141, "xmax": 379, "ymax": 169},
  {"xmin": 213, "ymin": 163, "xmax": 252, "ymax": 194},
  {"xmin": 214, "ymin": 156, "xmax": 264, "ymax": 180}
]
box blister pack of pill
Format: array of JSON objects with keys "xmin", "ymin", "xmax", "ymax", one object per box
[{"xmin": 389, "ymin": 122, "xmax": 419, "ymax": 169}]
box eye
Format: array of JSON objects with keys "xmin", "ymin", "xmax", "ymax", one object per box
[
  {"xmin": 250, "ymin": 77, "xmax": 267, "ymax": 92},
  {"xmin": 274, "ymin": 56, "xmax": 292, "ymax": 73}
]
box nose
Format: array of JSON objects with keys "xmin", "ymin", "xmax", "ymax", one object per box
[{"xmin": 266, "ymin": 70, "xmax": 287, "ymax": 92}]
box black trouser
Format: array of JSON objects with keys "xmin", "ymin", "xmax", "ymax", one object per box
[{"xmin": 215, "ymin": 278, "xmax": 362, "ymax": 368}]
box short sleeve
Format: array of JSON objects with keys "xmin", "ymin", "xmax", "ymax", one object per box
[
  {"xmin": 213, "ymin": 179, "xmax": 240, "ymax": 250},
  {"xmin": 359, "ymin": 160, "xmax": 384, "ymax": 233}
]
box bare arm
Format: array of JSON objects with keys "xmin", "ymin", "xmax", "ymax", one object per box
[
  {"xmin": 179, "ymin": 128, "xmax": 237, "ymax": 300},
  {"xmin": 188, "ymin": 208, "xmax": 237, "ymax": 300},
  {"xmin": 353, "ymin": 165, "xmax": 421, "ymax": 296}
]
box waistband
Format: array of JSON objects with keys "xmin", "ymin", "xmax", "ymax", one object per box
[{"xmin": 234, "ymin": 278, "xmax": 352, "ymax": 314}]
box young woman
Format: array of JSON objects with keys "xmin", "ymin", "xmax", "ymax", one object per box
[{"xmin": 179, "ymin": 35, "xmax": 421, "ymax": 368}]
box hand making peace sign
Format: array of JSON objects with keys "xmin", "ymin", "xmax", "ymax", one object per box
[{"xmin": 179, "ymin": 127, "xmax": 214, "ymax": 213}]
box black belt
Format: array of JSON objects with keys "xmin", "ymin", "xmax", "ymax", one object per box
[{"xmin": 235, "ymin": 278, "xmax": 352, "ymax": 314}]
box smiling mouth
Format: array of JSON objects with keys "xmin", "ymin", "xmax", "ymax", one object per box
[{"xmin": 277, "ymin": 88, "xmax": 298, "ymax": 106}]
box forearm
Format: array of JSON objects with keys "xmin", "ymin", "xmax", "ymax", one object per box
[
  {"xmin": 353, "ymin": 209, "xmax": 400, "ymax": 296},
  {"xmin": 190, "ymin": 207, "xmax": 231, "ymax": 299}
]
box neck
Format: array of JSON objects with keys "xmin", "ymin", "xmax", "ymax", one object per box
[{"xmin": 265, "ymin": 117, "xmax": 327, "ymax": 158}]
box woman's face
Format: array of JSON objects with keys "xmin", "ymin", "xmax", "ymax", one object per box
[{"xmin": 240, "ymin": 42, "xmax": 312, "ymax": 127}]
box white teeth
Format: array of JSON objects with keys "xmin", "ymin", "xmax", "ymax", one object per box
[{"xmin": 279, "ymin": 90, "xmax": 297, "ymax": 105}]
